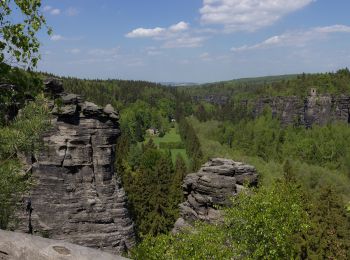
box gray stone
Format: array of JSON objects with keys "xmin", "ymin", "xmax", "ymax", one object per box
[
  {"xmin": 14, "ymin": 85, "xmax": 135, "ymax": 255},
  {"xmin": 0, "ymin": 230, "xmax": 128, "ymax": 260},
  {"xmin": 252, "ymin": 93, "xmax": 350, "ymax": 127},
  {"xmin": 81, "ymin": 101, "xmax": 101, "ymax": 116},
  {"xmin": 173, "ymin": 158, "xmax": 258, "ymax": 232},
  {"xmin": 61, "ymin": 94, "xmax": 82, "ymax": 105},
  {"xmin": 103, "ymin": 104, "xmax": 119, "ymax": 120},
  {"xmin": 44, "ymin": 78, "xmax": 64, "ymax": 96},
  {"xmin": 52, "ymin": 104, "xmax": 77, "ymax": 116}
]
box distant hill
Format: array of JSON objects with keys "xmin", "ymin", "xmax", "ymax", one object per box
[{"xmin": 179, "ymin": 69, "xmax": 350, "ymax": 100}]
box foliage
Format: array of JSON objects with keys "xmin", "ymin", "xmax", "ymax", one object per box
[
  {"xmin": 182, "ymin": 68, "xmax": 350, "ymax": 101},
  {"xmin": 132, "ymin": 223, "xmax": 232, "ymax": 260},
  {"xmin": 0, "ymin": 63, "xmax": 44, "ymax": 125},
  {"xmin": 0, "ymin": 95, "xmax": 50, "ymax": 228},
  {"xmin": 178, "ymin": 117, "xmax": 204, "ymax": 171},
  {"xmin": 225, "ymin": 180, "xmax": 309, "ymax": 259},
  {"xmin": 0, "ymin": 0, "xmax": 51, "ymax": 68},
  {"xmin": 132, "ymin": 179, "xmax": 309, "ymax": 259},
  {"xmin": 301, "ymin": 186, "xmax": 350, "ymax": 259},
  {"xmin": 203, "ymin": 112, "xmax": 350, "ymax": 173},
  {"xmin": 116, "ymin": 138, "xmax": 188, "ymax": 238}
]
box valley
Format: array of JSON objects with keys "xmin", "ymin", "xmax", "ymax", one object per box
[{"xmin": 1, "ymin": 1, "xmax": 350, "ymax": 259}]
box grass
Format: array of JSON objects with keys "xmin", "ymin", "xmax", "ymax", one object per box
[
  {"xmin": 149, "ymin": 127, "xmax": 182, "ymax": 146},
  {"xmin": 144, "ymin": 125, "xmax": 189, "ymax": 165}
]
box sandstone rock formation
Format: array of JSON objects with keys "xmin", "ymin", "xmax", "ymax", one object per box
[
  {"xmin": 0, "ymin": 230, "xmax": 128, "ymax": 260},
  {"xmin": 193, "ymin": 91, "xmax": 350, "ymax": 127},
  {"xmin": 14, "ymin": 79, "xmax": 135, "ymax": 255},
  {"xmin": 252, "ymin": 93, "xmax": 350, "ymax": 127},
  {"xmin": 173, "ymin": 158, "xmax": 258, "ymax": 232}
]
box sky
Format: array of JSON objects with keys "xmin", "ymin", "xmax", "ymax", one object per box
[{"xmin": 37, "ymin": 0, "xmax": 350, "ymax": 83}]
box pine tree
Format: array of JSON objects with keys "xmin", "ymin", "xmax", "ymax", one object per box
[
  {"xmin": 170, "ymin": 154, "xmax": 187, "ymax": 215},
  {"xmin": 302, "ymin": 186, "xmax": 350, "ymax": 259}
]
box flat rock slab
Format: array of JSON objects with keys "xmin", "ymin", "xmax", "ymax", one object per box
[{"xmin": 0, "ymin": 230, "xmax": 128, "ymax": 260}]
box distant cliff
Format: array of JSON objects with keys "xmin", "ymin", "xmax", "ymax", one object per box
[
  {"xmin": 252, "ymin": 90, "xmax": 350, "ymax": 127},
  {"xmin": 193, "ymin": 90, "xmax": 350, "ymax": 127},
  {"xmin": 14, "ymin": 79, "xmax": 135, "ymax": 255}
]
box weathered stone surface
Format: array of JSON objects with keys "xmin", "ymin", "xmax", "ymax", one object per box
[
  {"xmin": 173, "ymin": 158, "xmax": 258, "ymax": 232},
  {"xmin": 252, "ymin": 93, "xmax": 350, "ymax": 127},
  {"xmin": 44, "ymin": 78, "xmax": 64, "ymax": 97},
  {"xmin": 14, "ymin": 80, "xmax": 135, "ymax": 255},
  {"xmin": 0, "ymin": 230, "xmax": 128, "ymax": 260}
]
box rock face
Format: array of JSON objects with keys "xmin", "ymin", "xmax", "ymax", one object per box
[
  {"xmin": 173, "ymin": 158, "xmax": 258, "ymax": 232},
  {"xmin": 192, "ymin": 91, "xmax": 350, "ymax": 127},
  {"xmin": 252, "ymin": 93, "xmax": 350, "ymax": 127},
  {"xmin": 14, "ymin": 79, "xmax": 135, "ymax": 255},
  {"xmin": 0, "ymin": 230, "xmax": 128, "ymax": 260}
]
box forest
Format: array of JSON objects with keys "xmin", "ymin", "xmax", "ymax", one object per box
[
  {"xmin": 2, "ymin": 65, "xmax": 350, "ymax": 259},
  {"xmin": 0, "ymin": 1, "xmax": 350, "ymax": 258}
]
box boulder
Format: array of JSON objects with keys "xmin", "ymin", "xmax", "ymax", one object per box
[
  {"xmin": 0, "ymin": 230, "xmax": 128, "ymax": 260},
  {"xmin": 173, "ymin": 158, "xmax": 258, "ymax": 232},
  {"xmin": 44, "ymin": 78, "xmax": 64, "ymax": 97}
]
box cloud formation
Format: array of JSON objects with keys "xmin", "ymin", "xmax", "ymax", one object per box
[
  {"xmin": 43, "ymin": 5, "xmax": 61, "ymax": 15},
  {"xmin": 50, "ymin": 34, "xmax": 64, "ymax": 41},
  {"xmin": 126, "ymin": 21, "xmax": 204, "ymax": 48},
  {"xmin": 200, "ymin": 0, "xmax": 314, "ymax": 32},
  {"xmin": 66, "ymin": 7, "xmax": 79, "ymax": 16},
  {"xmin": 163, "ymin": 36, "xmax": 205, "ymax": 48},
  {"xmin": 126, "ymin": 27, "xmax": 165, "ymax": 38},
  {"xmin": 66, "ymin": 48, "xmax": 81, "ymax": 54},
  {"xmin": 126, "ymin": 21, "xmax": 189, "ymax": 38},
  {"xmin": 232, "ymin": 24, "xmax": 350, "ymax": 51}
]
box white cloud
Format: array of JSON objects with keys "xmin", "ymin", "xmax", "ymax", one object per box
[
  {"xmin": 163, "ymin": 36, "xmax": 205, "ymax": 48},
  {"xmin": 66, "ymin": 7, "xmax": 79, "ymax": 16},
  {"xmin": 199, "ymin": 52, "xmax": 211, "ymax": 61},
  {"xmin": 50, "ymin": 34, "xmax": 64, "ymax": 41},
  {"xmin": 43, "ymin": 5, "xmax": 52, "ymax": 12},
  {"xmin": 43, "ymin": 5, "xmax": 61, "ymax": 15},
  {"xmin": 126, "ymin": 21, "xmax": 205, "ymax": 48},
  {"xmin": 147, "ymin": 50, "xmax": 163, "ymax": 56},
  {"xmin": 50, "ymin": 8, "xmax": 61, "ymax": 15},
  {"xmin": 200, "ymin": 0, "xmax": 314, "ymax": 32},
  {"xmin": 126, "ymin": 21, "xmax": 189, "ymax": 38},
  {"xmin": 126, "ymin": 27, "xmax": 165, "ymax": 38},
  {"xmin": 169, "ymin": 21, "xmax": 189, "ymax": 32},
  {"xmin": 314, "ymin": 24, "xmax": 350, "ymax": 33},
  {"xmin": 66, "ymin": 48, "xmax": 81, "ymax": 54},
  {"xmin": 88, "ymin": 47, "xmax": 119, "ymax": 57},
  {"xmin": 231, "ymin": 24, "xmax": 350, "ymax": 52}
]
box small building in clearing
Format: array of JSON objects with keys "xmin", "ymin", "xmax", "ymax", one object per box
[{"xmin": 146, "ymin": 128, "xmax": 159, "ymax": 136}]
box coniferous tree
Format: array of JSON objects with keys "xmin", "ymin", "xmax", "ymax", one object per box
[
  {"xmin": 302, "ymin": 186, "xmax": 350, "ymax": 259},
  {"xmin": 170, "ymin": 155, "xmax": 187, "ymax": 212}
]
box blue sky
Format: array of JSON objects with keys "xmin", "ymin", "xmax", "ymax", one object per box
[{"xmin": 38, "ymin": 0, "xmax": 350, "ymax": 83}]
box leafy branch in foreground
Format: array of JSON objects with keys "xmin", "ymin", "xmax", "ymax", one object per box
[
  {"xmin": 0, "ymin": 0, "xmax": 51, "ymax": 68},
  {"xmin": 0, "ymin": 95, "xmax": 50, "ymax": 229}
]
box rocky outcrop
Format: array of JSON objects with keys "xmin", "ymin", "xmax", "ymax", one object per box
[
  {"xmin": 192, "ymin": 91, "xmax": 350, "ymax": 127},
  {"xmin": 252, "ymin": 93, "xmax": 350, "ymax": 127},
  {"xmin": 14, "ymin": 79, "xmax": 135, "ymax": 255},
  {"xmin": 0, "ymin": 230, "xmax": 128, "ymax": 260},
  {"xmin": 173, "ymin": 158, "xmax": 258, "ymax": 232}
]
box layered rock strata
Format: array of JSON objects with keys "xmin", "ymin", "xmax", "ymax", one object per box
[
  {"xmin": 252, "ymin": 94, "xmax": 350, "ymax": 127},
  {"xmin": 173, "ymin": 158, "xmax": 258, "ymax": 232},
  {"xmin": 15, "ymin": 79, "xmax": 135, "ymax": 254}
]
